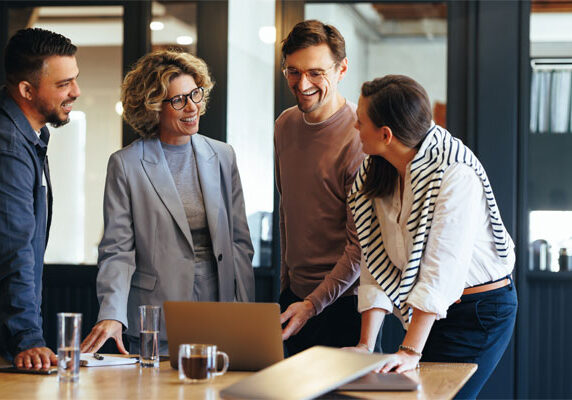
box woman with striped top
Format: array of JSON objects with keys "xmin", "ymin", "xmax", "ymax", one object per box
[{"xmin": 347, "ymin": 75, "xmax": 517, "ymax": 398}]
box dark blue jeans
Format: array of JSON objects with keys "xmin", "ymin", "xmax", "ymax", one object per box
[{"xmin": 422, "ymin": 282, "xmax": 518, "ymax": 399}]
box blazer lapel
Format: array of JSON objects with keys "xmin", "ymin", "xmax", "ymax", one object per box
[
  {"xmin": 192, "ymin": 134, "xmax": 220, "ymax": 248},
  {"xmin": 141, "ymin": 138, "xmax": 195, "ymax": 253}
]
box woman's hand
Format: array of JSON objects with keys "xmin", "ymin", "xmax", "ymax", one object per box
[
  {"xmin": 80, "ymin": 320, "xmax": 128, "ymax": 354},
  {"xmin": 380, "ymin": 350, "xmax": 421, "ymax": 373}
]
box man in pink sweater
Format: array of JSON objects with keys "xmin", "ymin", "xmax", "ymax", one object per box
[{"xmin": 275, "ymin": 20, "xmax": 365, "ymax": 356}]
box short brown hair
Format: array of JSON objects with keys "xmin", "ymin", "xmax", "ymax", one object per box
[
  {"xmin": 281, "ymin": 20, "xmax": 346, "ymax": 65},
  {"xmin": 121, "ymin": 49, "xmax": 214, "ymax": 139}
]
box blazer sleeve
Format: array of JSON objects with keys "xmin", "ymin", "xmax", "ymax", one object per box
[
  {"xmin": 228, "ymin": 147, "xmax": 255, "ymax": 302},
  {"xmin": 95, "ymin": 152, "xmax": 137, "ymax": 328},
  {"xmin": 0, "ymin": 149, "xmax": 45, "ymax": 359}
]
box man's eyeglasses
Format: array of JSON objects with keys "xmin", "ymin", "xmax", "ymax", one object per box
[
  {"xmin": 162, "ymin": 87, "xmax": 204, "ymax": 110},
  {"xmin": 282, "ymin": 63, "xmax": 337, "ymax": 85}
]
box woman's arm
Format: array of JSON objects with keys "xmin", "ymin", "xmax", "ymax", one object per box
[
  {"xmin": 357, "ymin": 308, "xmax": 386, "ymax": 352},
  {"xmin": 346, "ymin": 257, "xmax": 392, "ymax": 353},
  {"xmin": 380, "ymin": 307, "xmax": 436, "ymax": 373},
  {"xmin": 81, "ymin": 153, "xmax": 135, "ymax": 354}
]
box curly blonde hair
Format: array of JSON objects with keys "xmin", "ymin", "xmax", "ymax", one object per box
[{"xmin": 121, "ymin": 49, "xmax": 214, "ymax": 138}]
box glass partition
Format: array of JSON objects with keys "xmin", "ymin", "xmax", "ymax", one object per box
[
  {"xmin": 528, "ymin": 9, "xmax": 572, "ymax": 273},
  {"xmin": 227, "ymin": 0, "xmax": 275, "ymax": 267},
  {"xmin": 150, "ymin": 1, "xmax": 197, "ymax": 53},
  {"xmin": 305, "ymin": 2, "xmax": 447, "ymax": 125},
  {"xmin": 11, "ymin": 6, "xmax": 125, "ymax": 264}
]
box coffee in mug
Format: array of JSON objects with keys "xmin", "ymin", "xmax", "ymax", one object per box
[
  {"xmin": 178, "ymin": 344, "xmax": 229, "ymax": 383},
  {"xmin": 181, "ymin": 354, "xmax": 212, "ymax": 380}
]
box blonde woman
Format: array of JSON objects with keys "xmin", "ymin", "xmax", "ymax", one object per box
[{"xmin": 81, "ymin": 50, "xmax": 254, "ymax": 355}]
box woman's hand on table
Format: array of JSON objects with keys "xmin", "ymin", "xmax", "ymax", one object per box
[
  {"xmin": 80, "ymin": 320, "xmax": 128, "ymax": 354},
  {"xmin": 380, "ymin": 350, "xmax": 420, "ymax": 373}
]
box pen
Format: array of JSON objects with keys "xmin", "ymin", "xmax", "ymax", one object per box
[{"xmin": 94, "ymin": 353, "xmax": 104, "ymax": 360}]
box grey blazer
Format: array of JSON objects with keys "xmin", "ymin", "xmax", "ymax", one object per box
[{"xmin": 96, "ymin": 135, "xmax": 255, "ymax": 339}]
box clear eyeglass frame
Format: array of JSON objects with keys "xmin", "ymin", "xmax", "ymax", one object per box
[
  {"xmin": 163, "ymin": 87, "xmax": 204, "ymax": 110},
  {"xmin": 282, "ymin": 63, "xmax": 337, "ymax": 85}
]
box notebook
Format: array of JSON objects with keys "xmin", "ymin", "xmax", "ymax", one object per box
[
  {"xmin": 0, "ymin": 366, "xmax": 57, "ymax": 375},
  {"xmin": 164, "ymin": 301, "xmax": 284, "ymax": 371},
  {"xmin": 219, "ymin": 346, "xmax": 393, "ymax": 400},
  {"xmin": 337, "ymin": 371, "xmax": 420, "ymax": 391}
]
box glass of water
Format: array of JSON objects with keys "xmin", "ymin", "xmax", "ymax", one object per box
[
  {"xmin": 139, "ymin": 305, "xmax": 161, "ymax": 368},
  {"xmin": 57, "ymin": 313, "xmax": 82, "ymax": 382}
]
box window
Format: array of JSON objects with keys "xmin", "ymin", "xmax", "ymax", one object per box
[
  {"xmin": 17, "ymin": 6, "xmax": 125, "ymax": 264},
  {"xmin": 305, "ymin": 2, "xmax": 447, "ymax": 125},
  {"xmin": 227, "ymin": 0, "xmax": 275, "ymax": 267}
]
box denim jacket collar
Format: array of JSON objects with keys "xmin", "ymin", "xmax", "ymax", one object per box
[{"xmin": 0, "ymin": 86, "xmax": 50, "ymax": 150}]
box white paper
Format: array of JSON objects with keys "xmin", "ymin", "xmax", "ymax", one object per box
[{"xmin": 80, "ymin": 353, "xmax": 138, "ymax": 367}]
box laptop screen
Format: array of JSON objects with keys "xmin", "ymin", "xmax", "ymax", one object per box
[{"xmin": 164, "ymin": 301, "xmax": 284, "ymax": 371}]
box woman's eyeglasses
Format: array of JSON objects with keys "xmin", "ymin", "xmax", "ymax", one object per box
[{"xmin": 163, "ymin": 87, "xmax": 204, "ymax": 110}]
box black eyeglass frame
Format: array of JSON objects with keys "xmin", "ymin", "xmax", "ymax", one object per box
[{"xmin": 162, "ymin": 87, "xmax": 204, "ymax": 110}]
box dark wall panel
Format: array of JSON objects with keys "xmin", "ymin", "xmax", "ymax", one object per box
[
  {"xmin": 41, "ymin": 266, "xmax": 99, "ymax": 351},
  {"xmin": 197, "ymin": 0, "xmax": 228, "ymax": 143},
  {"xmin": 447, "ymin": 1, "xmax": 526, "ymax": 398},
  {"xmin": 122, "ymin": 0, "xmax": 151, "ymax": 146},
  {"xmin": 475, "ymin": 1, "xmax": 519, "ymax": 235},
  {"xmin": 526, "ymin": 273, "xmax": 572, "ymax": 398}
]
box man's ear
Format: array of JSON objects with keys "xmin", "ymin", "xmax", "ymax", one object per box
[
  {"xmin": 17, "ymin": 81, "xmax": 34, "ymax": 101},
  {"xmin": 380, "ymin": 126, "xmax": 394, "ymax": 145},
  {"xmin": 337, "ymin": 57, "xmax": 348, "ymax": 83}
]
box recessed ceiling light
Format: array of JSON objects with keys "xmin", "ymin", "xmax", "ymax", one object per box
[
  {"xmin": 176, "ymin": 35, "xmax": 193, "ymax": 45},
  {"xmin": 150, "ymin": 21, "xmax": 164, "ymax": 31},
  {"xmin": 258, "ymin": 26, "xmax": 276, "ymax": 44}
]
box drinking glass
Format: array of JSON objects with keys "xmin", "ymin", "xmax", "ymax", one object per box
[
  {"xmin": 139, "ymin": 305, "xmax": 161, "ymax": 368},
  {"xmin": 57, "ymin": 313, "xmax": 82, "ymax": 382}
]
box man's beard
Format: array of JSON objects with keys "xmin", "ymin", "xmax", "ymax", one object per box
[
  {"xmin": 46, "ymin": 113, "xmax": 70, "ymax": 128},
  {"xmin": 295, "ymin": 86, "xmax": 329, "ymax": 115},
  {"xmin": 296, "ymin": 94, "xmax": 323, "ymax": 114},
  {"xmin": 36, "ymin": 97, "xmax": 74, "ymax": 128},
  {"xmin": 297, "ymin": 101, "xmax": 321, "ymax": 114}
]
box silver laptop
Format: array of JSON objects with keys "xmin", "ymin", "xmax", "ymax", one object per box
[
  {"xmin": 337, "ymin": 371, "xmax": 420, "ymax": 391},
  {"xmin": 163, "ymin": 301, "xmax": 284, "ymax": 371},
  {"xmin": 219, "ymin": 346, "xmax": 394, "ymax": 400}
]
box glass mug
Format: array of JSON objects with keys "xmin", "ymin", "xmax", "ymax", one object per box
[{"xmin": 178, "ymin": 344, "xmax": 229, "ymax": 383}]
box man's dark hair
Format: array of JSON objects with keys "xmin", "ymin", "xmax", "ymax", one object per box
[
  {"xmin": 4, "ymin": 28, "xmax": 77, "ymax": 87},
  {"xmin": 281, "ymin": 20, "xmax": 346, "ymax": 65}
]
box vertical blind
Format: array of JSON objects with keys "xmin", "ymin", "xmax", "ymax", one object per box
[{"xmin": 530, "ymin": 59, "xmax": 572, "ymax": 134}]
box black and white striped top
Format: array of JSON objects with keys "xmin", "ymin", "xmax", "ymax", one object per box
[{"xmin": 348, "ymin": 123, "xmax": 514, "ymax": 323}]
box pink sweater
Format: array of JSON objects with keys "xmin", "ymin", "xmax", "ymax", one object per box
[{"xmin": 274, "ymin": 102, "xmax": 364, "ymax": 315}]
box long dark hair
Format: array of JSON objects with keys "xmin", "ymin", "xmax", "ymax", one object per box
[{"xmin": 361, "ymin": 75, "xmax": 432, "ymax": 199}]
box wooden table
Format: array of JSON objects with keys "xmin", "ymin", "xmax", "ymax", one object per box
[{"xmin": 0, "ymin": 361, "xmax": 476, "ymax": 400}]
